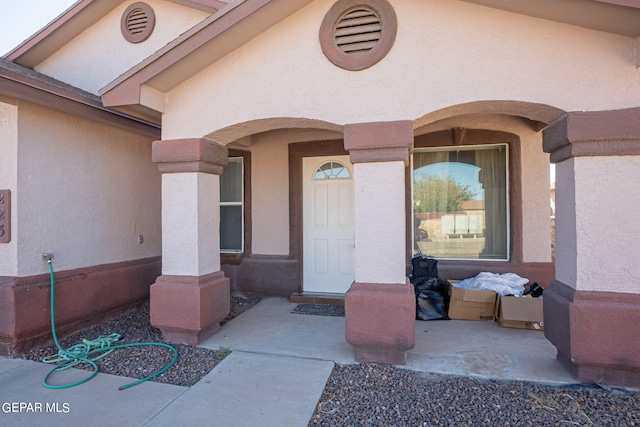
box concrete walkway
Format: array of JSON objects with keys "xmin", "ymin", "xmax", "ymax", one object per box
[{"xmin": 0, "ymin": 297, "xmax": 577, "ymax": 427}]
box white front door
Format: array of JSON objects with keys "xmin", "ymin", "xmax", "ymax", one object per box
[{"xmin": 303, "ymin": 155, "xmax": 355, "ymax": 294}]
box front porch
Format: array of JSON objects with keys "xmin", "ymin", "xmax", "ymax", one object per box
[
  {"xmin": 147, "ymin": 110, "xmax": 640, "ymax": 387},
  {"xmin": 199, "ymin": 297, "xmax": 574, "ymax": 385}
]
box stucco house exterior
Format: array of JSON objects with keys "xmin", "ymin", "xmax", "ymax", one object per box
[{"xmin": 1, "ymin": 0, "xmax": 639, "ymax": 387}]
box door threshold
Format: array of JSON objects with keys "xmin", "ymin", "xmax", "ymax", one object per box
[{"xmin": 289, "ymin": 292, "xmax": 344, "ymax": 306}]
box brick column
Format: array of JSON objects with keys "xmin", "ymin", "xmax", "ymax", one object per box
[
  {"xmin": 150, "ymin": 138, "xmax": 230, "ymax": 345},
  {"xmin": 343, "ymin": 121, "xmax": 415, "ymax": 365},
  {"xmin": 543, "ymin": 108, "xmax": 640, "ymax": 387}
]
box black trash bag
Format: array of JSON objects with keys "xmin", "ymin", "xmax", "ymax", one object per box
[
  {"xmin": 412, "ymin": 256, "xmax": 438, "ymax": 279},
  {"xmin": 413, "ymin": 277, "xmax": 450, "ymax": 321}
]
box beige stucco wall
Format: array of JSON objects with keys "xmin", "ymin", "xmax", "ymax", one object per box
[
  {"xmin": 247, "ymin": 137, "xmax": 290, "ymax": 256},
  {"xmin": 557, "ymin": 156, "xmax": 640, "ymax": 294},
  {"xmin": 163, "ymin": 0, "xmax": 640, "ymax": 141},
  {"xmin": 15, "ymin": 102, "xmax": 161, "ymax": 276},
  {"xmin": 36, "ymin": 0, "xmax": 210, "ymax": 94},
  {"xmin": 231, "ymin": 130, "xmax": 347, "ymax": 257},
  {"xmin": 0, "ymin": 101, "xmax": 18, "ymax": 276},
  {"xmin": 519, "ymin": 129, "xmax": 552, "ymax": 263}
]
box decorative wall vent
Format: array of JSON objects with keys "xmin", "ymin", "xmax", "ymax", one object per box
[
  {"xmin": 334, "ymin": 9, "xmax": 382, "ymax": 55},
  {"xmin": 320, "ymin": 0, "xmax": 397, "ymax": 71},
  {"xmin": 126, "ymin": 9, "xmax": 149, "ymax": 35},
  {"xmin": 121, "ymin": 2, "xmax": 156, "ymax": 44}
]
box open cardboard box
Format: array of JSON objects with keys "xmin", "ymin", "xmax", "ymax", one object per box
[
  {"xmin": 495, "ymin": 294, "xmax": 544, "ymax": 331},
  {"xmin": 447, "ymin": 280, "xmax": 497, "ymax": 321}
]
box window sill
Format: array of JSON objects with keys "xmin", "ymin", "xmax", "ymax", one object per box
[{"xmin": 221, "ymin": 252, "xmax": 245, "ymax": 266}]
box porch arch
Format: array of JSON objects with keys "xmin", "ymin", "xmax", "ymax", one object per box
[
  {"xmin": 204, "ymin": 117, "xmax": 344, "ymax": 146},
  {"xmin": 205, "ymin": 118, "xmax": 347, "ymax": 298},
  {"xmin": 410, "ymin": 101, "xmax": 566, "ymax": 279},
  {"xmin": 414, "ymin": 100, "xmax": 566, "ymax": 132}
]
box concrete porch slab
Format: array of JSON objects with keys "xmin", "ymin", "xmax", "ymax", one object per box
[
  {"xmin": 199, "ymin": 297, "xmax": 355, "ymax": 362},
  {"xmin": 200, "ymin": 297, "xmax": 576, "ymax": 385}
]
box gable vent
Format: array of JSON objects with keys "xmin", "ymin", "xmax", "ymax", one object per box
[
  {"xmin": 334, "ymin": 8, "xmax": 382, "ymax": 55},
  {"xmin": 126, "ymin": 8, "xmax": 149, "ymax": 35},
  {"xmin": 320, "ymin": 0, "xmax": 397, "ymax": 71},
  {"xmin": 121, "ymin": 2, "xmax": 155, "ymax": 44}
]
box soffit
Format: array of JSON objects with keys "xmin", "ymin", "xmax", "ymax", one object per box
[
  {"xmin": 461, "ymin": 0, "xmax": 640, "ymax": 37},
  {"xmin": 5, "ymin": 0, "xmax": 226, "ymax": 68}
]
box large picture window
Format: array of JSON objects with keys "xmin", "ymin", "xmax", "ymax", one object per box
[
  {"xmin": 412, "ymin": 144, "xmax": 508, "ymax": 260},
  {"xmin": 220, "ymin": 157, "xmax": 244, "ymax": 253}
]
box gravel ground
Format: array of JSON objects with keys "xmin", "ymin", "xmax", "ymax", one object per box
[
  {"xmin": 21, "ymin": 298, "xmax": 640, "ymax": 426},
  {"xmin": 310, "ymin": 364, "xmax": 640, "ymax": 427},
  {"xmin": 21, "ymin": 294, "xmax": 260, "ymax": 387}
]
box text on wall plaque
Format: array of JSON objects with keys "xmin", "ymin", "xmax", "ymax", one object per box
[{"xmin": 0, "ymin": 190, "xmax": 11, "ymax": 243}]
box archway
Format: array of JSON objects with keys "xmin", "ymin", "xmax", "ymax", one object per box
[{"xmin": 410, "ymin": 101, "xmax": 566, "ymax": 287}]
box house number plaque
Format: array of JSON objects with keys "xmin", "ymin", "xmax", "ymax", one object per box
[{"xmin": 0, "ymin": 190, "xmax": 10, "ymax": 243}]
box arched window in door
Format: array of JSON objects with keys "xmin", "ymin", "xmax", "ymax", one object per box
[{"xmin": 314, "ymin": 161, "xmax": 351, "ymax": 180}]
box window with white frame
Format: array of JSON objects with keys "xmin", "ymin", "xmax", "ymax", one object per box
[
  {"xmin": 220, "ymin": 157, "xmax": 243, "ymax": 253},
  {"xmin": 412, "ymin": 144, "xmax": 508, "ymax": 260}
]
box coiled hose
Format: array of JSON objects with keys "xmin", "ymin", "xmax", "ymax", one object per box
[{"xmin": 42, "ymin": 259, "xmax": 179, "ymax": 390}]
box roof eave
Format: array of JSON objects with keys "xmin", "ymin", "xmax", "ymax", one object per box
[
  {"xmin": 5, "ymin": 0, "xmax": 124, "ymax": 67},
  {"xmin": 461, "ymin": 0, "xmax": 640, "ymax": 37},
  {"xmin": 0, "ymin": 61, "xmax": 160, "ymax": 138},
  {"xmin": 4, "ymin": 0, "xmax": 226, "ymax": 68}
]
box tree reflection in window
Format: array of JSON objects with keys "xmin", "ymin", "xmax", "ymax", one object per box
[{"xmin": 314, "ymin": 161, "xmax": 351, "ymax": 180}]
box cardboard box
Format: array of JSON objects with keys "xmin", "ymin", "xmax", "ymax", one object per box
[
  {"xmin": 447, "ymin": 281, "xmax": 497, "ymax": 321},
  {"xmin": 495, "ymin": 295, "xmax": 544, "ymax": 331}
]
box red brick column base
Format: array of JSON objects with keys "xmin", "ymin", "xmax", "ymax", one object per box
[
  {"xmin": 150, "ymin": 271, "xmax": 230, "ymax": 345},
  {"xmin": 345, "ymin": 280, "xmax": 415, "ymax": 365},
  {"xmin": 544, "ymin": 280, "xmax": 640, "ymax": 388}
]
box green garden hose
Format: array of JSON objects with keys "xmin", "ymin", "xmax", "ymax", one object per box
[{"xmin": 42, "ymin": 258, "xmax": 179, "ymax": 390}]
